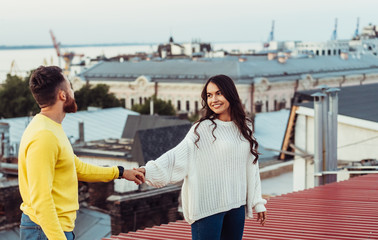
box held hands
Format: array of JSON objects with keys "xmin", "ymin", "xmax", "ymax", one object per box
[
  {"xmin": 257, "ymin": 211, "xmax": 267, "ymax": 226},
  {"xmin": 122, "ymin": 169, "xmax": 145, "ymax": 185},
  {"xmin": 134, "ymin": 167, "xmax": 146, "ymax": 175}
]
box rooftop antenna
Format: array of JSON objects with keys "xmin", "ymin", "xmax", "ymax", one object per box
[
  {"xmin": 353, "ymin": 17, "xmax": 360, "ymax": 39},
  {"xmin": 331, "ymin": 18, "xmax": 338, "ymax": 41}
]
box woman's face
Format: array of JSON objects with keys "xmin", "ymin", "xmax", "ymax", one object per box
[{"xmin": 206, "ymin": 82, "xmax": 231, "ymax": 121}]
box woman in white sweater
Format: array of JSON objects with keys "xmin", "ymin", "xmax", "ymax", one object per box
[{"xmin": 137, "ymin": 74, "xmax": 267, "ymax": 240}]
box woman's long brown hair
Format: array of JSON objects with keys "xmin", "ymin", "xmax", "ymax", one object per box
[{"xmin": 194, "ymin": 75, "xmax": 260, "ymax": 164}]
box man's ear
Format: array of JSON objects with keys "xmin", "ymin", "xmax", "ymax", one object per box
[{"xmin": 58, "ymin": 90, "xmax": 66, "ymax": 101}]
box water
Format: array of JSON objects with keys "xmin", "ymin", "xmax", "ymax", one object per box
[{"xmin": 0, "ymin": 42, "xmax": 263, "ymax": 83}]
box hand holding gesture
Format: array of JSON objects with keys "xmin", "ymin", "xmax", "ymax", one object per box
[
  {"xmin": 134, "ymin": 167, "xmax": 146, "ymax": 175},
  {"xmin": 122, "ymin": 169, "xmax": 145, "ymax": 185}
]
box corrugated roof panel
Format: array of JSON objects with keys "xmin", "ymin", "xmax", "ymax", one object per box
[{"xmin": 106, "ymin": 174, "xmax": 378, "ymax": 239}]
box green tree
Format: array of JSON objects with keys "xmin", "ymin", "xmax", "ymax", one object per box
[
  {"xmin": 0, "ymin": 73, "xmax": 39, "ymax": 118},
  {"xmin": 74, "ymin": 84, "xmax": 122, "ymax": 111},
  {"xmin": 132, "ymin": 95, "xmax": 176, "ymax": 115}
]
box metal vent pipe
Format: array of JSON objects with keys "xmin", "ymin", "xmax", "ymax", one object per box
[{"xmin": 312, "ymin": 92, "xmax": 326, "ymax": 186}]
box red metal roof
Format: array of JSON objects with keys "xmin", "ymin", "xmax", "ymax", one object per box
[{"xmin": 104, "ymin": 174, "xmax": 378, "ymax": 240}]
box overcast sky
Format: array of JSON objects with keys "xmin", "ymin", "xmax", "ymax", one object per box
[{"xmin": 1, "ymin": 0, "xmax": 377, "ymax": 46}]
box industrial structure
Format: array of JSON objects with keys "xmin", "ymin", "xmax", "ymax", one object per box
[{"xmin": 49, "ymin": 30, "xmax": 84, "ymax": 75}]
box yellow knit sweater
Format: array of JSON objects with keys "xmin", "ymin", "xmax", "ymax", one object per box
[{"xmin": 18, "ymin": 114, "xmax": 119, "ymax": 240}]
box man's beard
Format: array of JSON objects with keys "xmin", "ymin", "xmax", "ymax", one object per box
[{"xmin": 63, "ymin": 93, "xmax": 78, "ymax": 113}]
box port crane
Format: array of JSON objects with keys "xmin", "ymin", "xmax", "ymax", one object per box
[
  {"xmin": 9, "ymin": 60, "xmax": 20, "ymax": 75},
  {"xmin": 353, "ymin": 17, "xmax": 360, "ymax": 40},
  {"xmin": 264, "ymin": 20, "xmax": 275, "ymax": 48},
  {"xmin": 49, "ymin": 30, "xmax": 84, "ymax": 75},
  {"xmin": 331, "ymin": 18, "xmax": 338, "ymax": 41}
]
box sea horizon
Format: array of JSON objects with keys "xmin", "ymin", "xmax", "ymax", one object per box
[{"xmin": 0, "ymin": 40, "xmax": 267, "ymax": 51}]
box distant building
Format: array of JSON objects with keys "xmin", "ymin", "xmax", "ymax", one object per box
[
  {"xmin": 75, "ymin": 54, "xmax": 378, "ymax": 115},
  {"xmin": 157, "ymin": 37, "xmax": 212, "ymax": 59},
  {"xmin": 294, "ymin": 40, "xmax": 349, "ymax": 56}
]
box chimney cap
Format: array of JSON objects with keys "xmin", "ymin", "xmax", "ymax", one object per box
[{"xmin": 326, "ymin": 87, "xmax": 340, "ymax": 93}]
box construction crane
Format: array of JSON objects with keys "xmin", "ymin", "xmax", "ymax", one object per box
[
  {"xmin": 49, "ymin": 30, "xmax": 84, "ymax": 75},
  {"xmin": 264, "ymin": 20, "xmax": 275, "ymax": 48},
  {"xmin": 9, "ymin": 60, "xmax": 20, "ymax": 75},
  {"xmin": 49, "ymin": 30, "xmax": 62, "ymax": 67},
  {"xmin": 331, "ymin": 18, "xmax": 338, "ymax": 41},
  {"xmin": 353, "ymin": 17, "xmax": 360, "ymax": 40}
]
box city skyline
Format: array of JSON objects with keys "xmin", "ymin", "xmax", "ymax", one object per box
[{"xmin": 0, "ymin": 0, "xmax": 377, "ymax": 46}]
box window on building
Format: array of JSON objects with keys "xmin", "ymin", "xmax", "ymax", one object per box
[
  {"xmin": 120, "ymin": 98, "xmax": 126, "ymax": 108},
  {"xmin": 139, "ymin": 97, "xmax": 142, "ymax": 104},
  {"xmin": 255, "ymin": 101, "xmax": 262, "ymax": 113},
  {"xmin": 274, "ymin": 99, "xmax": 278, "ymax": 111},
  {"xmin": 333, "ymin": 49, "xmax": 337, "ymax": 55},
  {"xmin": 265, "ymin": 100, "xmax": 269, "ymax": 112},
  {"xmin": 195, "ymin": 101, "xmax": 199, "ymax": 114},
  {"xmin": 322, "ymin": 50, "xmax": 325, "ymax": 55},
  {"xmin": 278, "ymin": 99, "xmax": 286, "ymax": 110},
  {"xmin": 328, "ymin": 49, "xmax": 331, "ymax": 55},
  {"xmin": 131, "ymin": 98, "xmax": 134, "ymax": 107},
  {"xmin": 338, "ymin": 49, "xmax": 341, "ymax": 55},
  {"xmin": 186, "ymin": 101, "xmax": 190, "ymax": 111},
  {"xmin": 177, "ymin": 100, "xmax": 181, "ymax": 111},
  {"xmin": 316, "ymin": 50, "xmax": 319, "ymax": 56}
]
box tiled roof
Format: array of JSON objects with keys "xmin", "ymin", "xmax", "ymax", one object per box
[{"xmin": 105, "ymin": 174, "xmax": 378, "ymax": 239}]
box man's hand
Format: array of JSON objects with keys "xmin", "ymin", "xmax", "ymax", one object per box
[
  {"xmin": 122, "ymin": 169, "xmax": 145, "ymax": 185},
  {"xmin": 134, "ymin": 167, "xmax": 146, "ymax": 175},
  {"xmin": 257, "ymin": 211, "xmax": 267, "ymax": 226}
]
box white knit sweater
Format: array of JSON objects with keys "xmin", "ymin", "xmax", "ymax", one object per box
[{"xmin": 144, "ymin": 118, "xmax": 267, "ymax": 224}]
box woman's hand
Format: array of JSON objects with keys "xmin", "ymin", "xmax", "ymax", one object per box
[{"xmin": 257, "ymin": 211, "xmax": 267, "ymax": 226}]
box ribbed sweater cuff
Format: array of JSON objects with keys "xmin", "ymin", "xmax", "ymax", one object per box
[{"xmin": 254, "ymin": 203, "xmax": 267, "ymax": 213}]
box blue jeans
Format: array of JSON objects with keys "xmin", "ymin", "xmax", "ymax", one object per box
[
  {"xmin": 20, "ymin": 213, "xmax": 75, "ymax": 240},
  {"xmin": 191, "ymin": 205, "xmax": 245, "ymax": 240}
]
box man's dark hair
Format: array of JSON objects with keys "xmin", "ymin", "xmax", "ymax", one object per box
[{"xmin": 29, "ymin": 66, "xmax": 66, "ymax": 107}]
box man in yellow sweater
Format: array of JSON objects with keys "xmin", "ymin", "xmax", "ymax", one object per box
[{"xmin": 18, "ymin": 66, "xmax": 145, "ymax": 240}]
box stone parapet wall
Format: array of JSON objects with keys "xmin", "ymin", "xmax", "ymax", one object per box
[{"xmin": 107, "ymin": 184, "xmax": 182, "ymax": 235}]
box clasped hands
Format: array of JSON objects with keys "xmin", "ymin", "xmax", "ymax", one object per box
[{"xmin": 122, "ymin": 168, "xmax": 146, "ymax": 185}]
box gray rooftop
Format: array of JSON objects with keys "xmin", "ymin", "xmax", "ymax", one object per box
[
  {"xmin": 80, "ymin": 55, "xmax": 378, "ymax": 83},
  {"xmin": 0, "ymin": 107, "xmax": 139, "ymax": 144},
  {"xmin": 133, "ymin": 124, "xmax": 192, "ymax": 165},
  {"xmin": 254, "ymin": 109, "xmax": 290, "ymax": 159},
  {"xmin": 122, "ymin": 115, "xmax": 191, "ymax": 139},
  {"xmin": 295, "ymin": 83, "xmax": 378, "ymax": 123}
]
